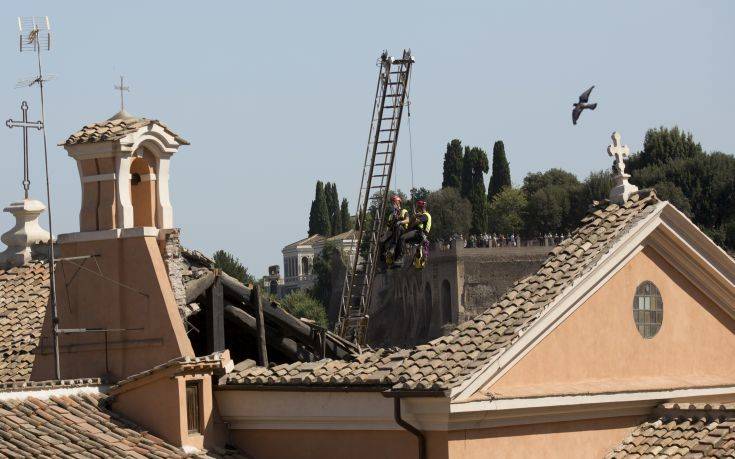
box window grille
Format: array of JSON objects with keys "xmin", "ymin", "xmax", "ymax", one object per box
[
  {"xmin": 186, "ymin": 381, "xmax": 201, "ymax": 434},
  {"xmin": 633, "ymin": 281, "xmax": 663, "ymax": 338}
]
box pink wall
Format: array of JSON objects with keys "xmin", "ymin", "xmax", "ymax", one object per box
[
  {"xmin": 448, "ymin": 415, "xmax": 643, "ymax": 459},
  {"xmin": 488, "ymin": 246, "xmax": 735, "ymax": 397},
  {"xmin": 32, "ymin": 235, "xmax": 193, "ymax": 381}
]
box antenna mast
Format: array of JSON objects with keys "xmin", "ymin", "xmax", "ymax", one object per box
[{"xmin": 17, "ymin": 16, "xmax": 61, "ymax": 379}]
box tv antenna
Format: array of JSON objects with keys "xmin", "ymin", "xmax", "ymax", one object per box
[
  {"xmin": 17, "ymin": 16, "xmax": 62, "ymax": 380},
  {"xmin": 114, "ymin": 76, "xmax": 130, "ymax": 112}
]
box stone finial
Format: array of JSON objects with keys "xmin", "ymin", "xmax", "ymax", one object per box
[
  {"xmin": 607, "ymin": 131, "xmax": 638, "ymax": 204},
  {"xmin": 0, "ymin": 199, "xmax": 51, "ymax": 269}
]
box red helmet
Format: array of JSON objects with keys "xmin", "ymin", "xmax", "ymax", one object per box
[
  {"xmin": 416, "ymin": 200, "xmax": 427, "ymax": 210},
  {"xmin": 391, "ymin": 195, "xmax": 402, "ymax": 205}
]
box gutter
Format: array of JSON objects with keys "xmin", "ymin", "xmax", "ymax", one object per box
[{"xmin": 382, "ymin": 390, "xmax": 445, "ymax": 459}]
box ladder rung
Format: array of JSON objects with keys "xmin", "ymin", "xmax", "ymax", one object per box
[
  {"xmin": 377, "ymin": 140, "xmax": 393, "ymax": 144},
  {"xmin": 387, "ymin": 82, "xmax": 404, "ymax": 86},
  {"xmin": 384, "ymin": 105, "xmax": 402, "ymax": 109},
  {"xmin": 379, "ymin": 128, "xmax": 397, "ymax": 132}
]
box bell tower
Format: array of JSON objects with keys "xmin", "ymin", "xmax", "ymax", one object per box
[
  {"xmin": 61, "ymin": 109, "xmax": 189, "ymax": 234},
  {"xmin": 33, "ymin": 110, "xmax": 194, "ymax": 382}
]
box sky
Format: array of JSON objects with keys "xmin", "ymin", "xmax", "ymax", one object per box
[{"xmin": 0, "ymin": 1, "xmax": 733, "ymax": 277}]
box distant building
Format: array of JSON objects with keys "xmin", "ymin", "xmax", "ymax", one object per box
[
  {"xmin": 281, "ymin": 230, "xmax": 357, "ymax": 294},
  {"xmin": 262, "ymin": 264, "xmax": 284, "ymax": 297}
]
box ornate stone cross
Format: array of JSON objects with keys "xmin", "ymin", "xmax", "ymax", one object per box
[
  {"xmin": 607, "ymin": 131, "xmax": 630, "ymax": 176},
  {"xmin": 114, "ymin": 75, "xmax": 130, "ymax": 111},
  {"xmin": 6, "ymin": 101, "xmax": 43, "ymax": 199},
  {"xmin": 606, "ymin": 131, "xmax": 638, "ymax": 204}
]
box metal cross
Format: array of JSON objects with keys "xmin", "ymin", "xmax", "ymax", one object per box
[
  {"xmin": 6, "ymin": 101, "xmax": 43, "ymax": 199},
  {"xmin": 607, "ymin": 131, "xmax": 630, "ymax": 176},
  {"xmin": 114, "ymin": 75, "xmax": 130, "ymax": 112}
]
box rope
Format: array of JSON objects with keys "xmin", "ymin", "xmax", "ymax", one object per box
[{"xmin": 406, "ymin": 69, "xmax": 416, "ymax": 207}]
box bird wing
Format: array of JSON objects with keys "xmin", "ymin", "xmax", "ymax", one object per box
[
  {"xmin": 572, "ymin": 106, "xmax": 583, "ymax": 125},
  {"xmin": 578, "ymin": 85, "xmax": 594, "ymax": 103}
]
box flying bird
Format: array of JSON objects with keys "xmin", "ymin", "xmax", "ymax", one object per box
[{"xmin": 572, "ymin": 85, "xmax": 597, "ymax": 125}]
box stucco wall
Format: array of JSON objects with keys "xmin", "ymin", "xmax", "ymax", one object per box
[
  {"xmin": 487, "ymin": 246, "xmax": 735, "ymax": 397},
  {"xmin": 32, "ymin": 235, "xmax": 193, "ymax": 381},
  {"xmin": 231, "ymin": 429, "xmax": 449, "ymax": 459},
  {"xmin": 448, "ymin": 415, "xmax": 643, "ymax": 459}
]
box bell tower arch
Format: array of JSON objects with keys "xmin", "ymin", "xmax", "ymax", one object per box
[{"xmin": 61, "ymin": 110, "xmax": 188, "ymax": 234}]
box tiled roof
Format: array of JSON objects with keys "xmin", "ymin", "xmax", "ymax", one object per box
[
  {"xmin": 283, "ymin": 234, "xmax": 325, "ymax": 251},
  {"xmin": 0, "ymin": 380, "xmax": 249, "ymax": 458},
  {"xmin": 61, "ymin": 117, "xmax": 189, "ymax": 146},
  {"xmin": 110, "ymin": 352, "xmax": 229, "ymax": 392},
  {"xmin": 0, "ymin": 260, "xmax": 49, "ymax": 384},
  {"xmin": 606, "ymin": 403, "xmax": 735, "ymax": 458},
  {"xmin": 0, "ymin": 391, "xmax": 186, "ymax": 457},
  {"xmin": 226, "ymin": 190, "xmax": 661, "ymax": 390}
]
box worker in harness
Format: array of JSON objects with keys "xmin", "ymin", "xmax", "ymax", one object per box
[
  {"xmin": 382, "ymin": 195, "xmax": 410, "ymax": 267},
  {"xmin": 396, "ymin": 200, "xmax": 431, "ymax": 268}
]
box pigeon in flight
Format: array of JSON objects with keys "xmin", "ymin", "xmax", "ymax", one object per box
[{"xmin": 572, "ymin": 86, "xmax": 597, "ymax": 125}]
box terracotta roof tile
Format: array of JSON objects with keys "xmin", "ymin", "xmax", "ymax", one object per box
[
  {"xmin": 0, "ymin": 260, "xmax": 49, "ymax": 384},
  {"xmin": 607, "ymin": 403, "xmax": 735, "ymax": 458},
  {"xmin": 225, "ymin": 190, "xmax": 662, "ymax": 391},
  {"xmin": 61, "ymin": 117, "xmax": 189, "ymax": 146},
  {"xmin": 0, "ymin": 388, "xmax": 248, "ymax": 458}
]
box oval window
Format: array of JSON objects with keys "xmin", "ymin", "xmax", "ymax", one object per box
[{"xmin": 633, "ymin": 281, "xmax": 663, "ymax": 338}]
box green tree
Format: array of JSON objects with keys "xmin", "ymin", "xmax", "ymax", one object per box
[
  {"xmin": 488, "ymin": 140, "xmax": 512, "ymax": 201},
  {"xmin": 408, "ymin": 187, "xmax": 431, "ymax": 211},
  {"xmin": 441, "ymin": 139, "xmax": 464, "ymax": 189},
  {"xmin": 461, "ymin": 146, "xmax": 490, "ymax": 234},
  {"xmin": 280, "ymin": 290, "xmax": 328, "ymax": 328},
  {"xmin": 522, "ymin": 168, "xmax": 580, "ymax": 196},
  {"xmin": 652, "ymin": 181, "xmax": 692, "ymax": 217},
  {"xmin": 308, "ymin": 181, "xmax": 331, "ymax": 236},
  {"xmin": 521, "ymin": 169, "xmax": 582, "ymax": 234},
  {"xmin": 488, "ymin": 187, "xmax": 527, "ymax": 235},
  {"xmin": 325, "ymin": 182, "xmax": 341, "ymax": 236},
  {"xmin": 213, "ymin": 250, "xmax": 255, "ymax": 285},
  {"xmin": 578, "ymin": 170, "xmax": 614, "ymax": 205},
  {"xmin": 426, "ymin": 187, "xmax": 472, "ymax": 242},
  {"xmin": 628, "ymin": 126, "xmax": 703, "ymax": 170},
  {"xmin": 524, "ymin": 186, "xmax": 571, "ymax": 235},
  {"xmin": 339, "ymin": 198, "xmax": 351, "ymax": 232},
  {"xmin": 309, "ymin": 242, "xmax": 342, "ymax": 325},
  {"xmin": 628, "ymin": 127, "xmax": 735, "ymax": 251}
]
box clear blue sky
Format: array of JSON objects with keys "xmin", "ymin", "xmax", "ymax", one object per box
[{"xmin": 1, "ymin": 1, "xmax": 733, "ymax": 276}]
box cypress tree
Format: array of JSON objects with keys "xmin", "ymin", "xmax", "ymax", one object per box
[
  {"xmin": 328, "ymin": 183, "xmax": 342, "ymax": 235},
  {"xmin": 461, "ymin": 146, "xmax": 490, "ymax": 234},
  {"xmin": 488, "ymin": 140, "xmax": 511, "ymax": 201},
  {"xmin": 340, "ymin": 198, "xmax": 351, "ymax": 232},
  {"xmin": 441, "ymin": 139, "xmax": 464, "ymax": 189},
  {"xmin": 308, "ymin": 181, "xmax": 331, "ymax": 236}
]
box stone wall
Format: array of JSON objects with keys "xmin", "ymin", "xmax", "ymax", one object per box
[{"xmin": 365, "ymin": 245, "xmax": 548, "ymax": 347}]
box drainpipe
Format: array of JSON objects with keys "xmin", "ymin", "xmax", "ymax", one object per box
[
  {"xmin": 382, "ymin": 390, "xmax": 444, "ymax": 459},
  {"xmin": 393, "ymin": 395, "xmax": 426, "ymax": 459}
]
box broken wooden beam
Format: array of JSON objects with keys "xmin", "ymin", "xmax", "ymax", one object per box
[
  {"xmin": 185, "ymin": 270, "xmax": 216, "ymax": 304},
  {"xmin": 205, "ymin": 272, "xmax": 225, "ymax": 353},
  {"xmin": 223, "ymin": 304, "xmax": 315, "ymax": 362},
  {"xmin": 251, "ymin": 285, "xmax": 269, "ymax": 367}
]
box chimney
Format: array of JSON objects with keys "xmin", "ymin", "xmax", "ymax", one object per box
[{"xmin": 0, "ymin": 198, "xmax": 51, "ymax": 269}]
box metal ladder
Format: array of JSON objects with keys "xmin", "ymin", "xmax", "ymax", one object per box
[{"xmin": 335, "ymin": 50, "xmax": 414, "ymax": 345}]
